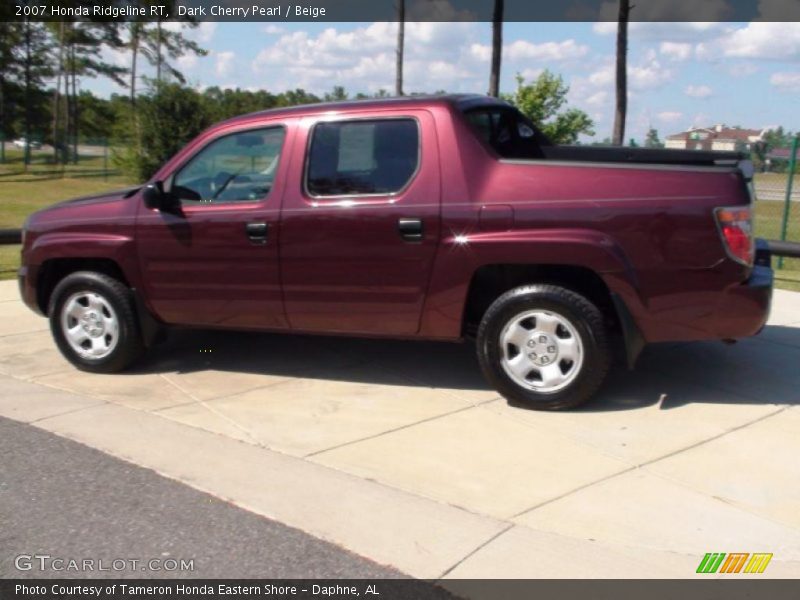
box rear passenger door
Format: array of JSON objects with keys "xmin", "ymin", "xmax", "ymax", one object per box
[{"xmin": 279, "ymin": 111, "xmax": 441, "ymax": 335}]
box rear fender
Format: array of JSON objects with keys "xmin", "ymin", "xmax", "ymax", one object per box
[{"xmin": 420, "ymin": 228, "xmax": 646, "ymax": 341}]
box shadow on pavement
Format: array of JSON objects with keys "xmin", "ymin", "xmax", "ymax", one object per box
[{"xmin": 131, "ymin": 324, "xmax": 800, "ymax": 411}]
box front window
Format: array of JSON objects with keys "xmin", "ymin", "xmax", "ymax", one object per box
[
  {"xmin": 172, "ymin": 126, "xmax": 286, "ymax": 204},
  {"xmin": 306, "ymin": 118, "xmax": 419, "ymax": 197}
]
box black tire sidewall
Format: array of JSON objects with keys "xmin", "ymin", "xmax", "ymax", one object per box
[
  {"xmin": 49, "ymin": 272, "xmax": 142, "ymax": 373},
  {"xmin": 477, "ymin": 285, "xmax": 610, "ymax": 410}
]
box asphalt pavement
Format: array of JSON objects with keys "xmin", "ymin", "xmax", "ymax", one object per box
[{"xmin": 0, "ymin": 416, "xmax": 426, "ymax": 582}]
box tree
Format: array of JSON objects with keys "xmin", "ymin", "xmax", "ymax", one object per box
[
  {"xmin": 145, "ymin": 19, "xmax": 207, "ymax": 86},
  {"xmin": 612, "ymin": 0, "xmax": 630, "ymax": 146},
  {"xmin": 395, "ymin": 0, "xmax": 404, "ymax": 96},
  {"xmin": 62, "ymin": 22, "xmax": 127, "ymax": 162},
  {"xmin": 116, "ymin": 80, "xmax": 211, "ymax": 181},
  {"xmin": 489, "ymin": 0, "xmax": 504, "ymax": 97},
  {"xmin": 504, "ymin": 71, "xmax": 594, "ymax": 144},
  {"xmin": 20, "ymin": 19, "xmax": 51, "ymax": 166},
  {"xmin": 644, "ymin": 127, "xmax": 663, "ymax": 148},
  {"xmin": 0, "ymin": 21, "xmax": 22, "ymax": 162},
  {"xmin": 324, "ymin": 86, "xmax": 348, "ymax": 102}
]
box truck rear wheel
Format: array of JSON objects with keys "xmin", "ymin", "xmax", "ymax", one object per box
[
  {"xmin": 477, "ymin": 284, "xmax": 611, "ymax": 410},
  {"xmin": 49, "ymin": 271, "xmax": 144, "ymax": 373}
]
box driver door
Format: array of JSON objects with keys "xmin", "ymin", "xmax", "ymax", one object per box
[{"xmin": 135, "ymin": 122, "xmax": 291, "ymax": 329}]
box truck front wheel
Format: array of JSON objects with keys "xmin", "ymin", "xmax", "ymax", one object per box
[
  {"xmin": 477, "ymin": 284, "xmax": 611, "ymax": 410},
  {"xmin": 49, "ymin": 271, "xmax": 144, "ymax": 373}
]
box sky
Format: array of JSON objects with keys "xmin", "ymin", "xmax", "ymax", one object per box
[{"xmin": 89, "ymin": 20, "xmax": 800, "ymax": 143}]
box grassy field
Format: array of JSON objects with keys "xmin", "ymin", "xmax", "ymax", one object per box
[
  {"xmin": 0, "ymin": 166, "xmax": 798, "ymax": 290},
  {"xmin": 0, "ymin": 153, "xmax": 135, "ymax": 280}
]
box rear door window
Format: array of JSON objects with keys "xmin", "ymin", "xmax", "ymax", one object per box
[{"xmin": 306, "ymin": 119, "xmax": 419, "ymax": 197}]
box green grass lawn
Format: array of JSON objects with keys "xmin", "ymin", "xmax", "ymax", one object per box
[{"xmin": 0, "ymin": 160, "xmax": 136, "ymax": 280}]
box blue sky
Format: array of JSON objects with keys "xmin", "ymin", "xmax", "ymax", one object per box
[{"xmin": 92, "ymin": 21, "xmax": 800, "ymax": 142}]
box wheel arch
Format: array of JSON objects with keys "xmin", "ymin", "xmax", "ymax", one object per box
[{"xmin": 461, "ymin": 263, "xmax": 645, "ymax": 368}]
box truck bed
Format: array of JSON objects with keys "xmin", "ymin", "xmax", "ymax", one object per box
[{"xmin": 541, "ymin": 145, "xmax": 746, "ymax": 168}]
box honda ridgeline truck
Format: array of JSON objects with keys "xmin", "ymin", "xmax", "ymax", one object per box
[{"xmin": 18, "ymin": 95, "xmax": 774, "ymax": 410}]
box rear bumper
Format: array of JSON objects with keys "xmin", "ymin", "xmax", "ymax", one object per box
[{"xmin": 711, "ymin": 240, "xmax": 773, "ymax": 338}]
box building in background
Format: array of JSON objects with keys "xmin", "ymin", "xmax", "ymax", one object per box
[{"xmin": 665, "ymin": 125, "xmax": 766, "ymax": 152}]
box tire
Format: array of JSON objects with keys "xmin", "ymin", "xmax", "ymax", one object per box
[
  {"xmin": 48, "ymin": 271, "xmax": 144, "ymax": 373},
  {"xmin": 476, "ymin": 284, "xmax": 611, "ymax": 410}
]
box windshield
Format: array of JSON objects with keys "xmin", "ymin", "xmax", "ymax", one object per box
[{"xmin": 462, "ymin": 106, "xmax": 551, "ymax": 159}]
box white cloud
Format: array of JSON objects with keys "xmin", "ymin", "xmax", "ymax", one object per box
[
  {"xmin": 589, "ymin": 57, "xmax": 673, "ymax": 91},
  {"xmin": 657, "ymin": 111, "xmax": 684, "ymax": 124},
  {"xmin": 250, "ymin": 22, "xmax": 484, "ymax": 94},
  {"xmin": 177, "ymin": 54, "xmax": 198, "ymax": 70},
  {"xmin": 727, "ymin": 62, "xmax": 759, "ymax": 78},
  {"xmin": 585, "ymin": 91, "xmax": 609, "ymax": 107},
  {"xmin": 660, "ymin": 42, "xmax": 693, "ymax": 61},
  {"xmin": 469, "ymin": 43, "xmax": 491, "ymax": 62},
  {"xmin": 594, "ymin": 21, "xmax": 726, "ymax": 41},
  {"xmin": 215, "ymin": 51, "xmax": 235, "ymax": 77},
  {"xmin": 264, "ymin": 25, "xmax": 285, "ymax": 35},
  {"xmin": 716, "ymin": 22, "xmax": 800, "ymax": 61},
  {"xmin": 470, "ymin": 39, "xmax": 588, "ymax": 63},
  {"xmin": 162, "ymin": 21, "xmax": 217, "ymax": 44},
  {"xmin": 504, "ymin": 39, "xmax": 589, "ymax": 61},
  {"xmin": 685, "ymin": 84, "xmax": 713, "ymax": 98},
  {"xmin": 519, "ymin": 68, "xmax": 545, "ymax": 81},
  {"xmin": 770, "ymin": 72, "xmax": 800, "ymax": 92}
]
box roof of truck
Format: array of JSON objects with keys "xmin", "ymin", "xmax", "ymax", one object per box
[{"xmin": 222, "ymin": 93, "xmax": 510, "ymax": 125}]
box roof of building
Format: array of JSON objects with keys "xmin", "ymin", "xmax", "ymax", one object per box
[
  {"xmin": 666, "ymin": 126, "xmax": 764, "ymax": 142},
  {"xmin": 767, "ymin": 147, "xmax": 800, "ymax": 160}
]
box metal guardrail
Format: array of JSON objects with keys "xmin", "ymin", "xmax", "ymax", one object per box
[
  {"xmin": 769, "ymin": 239, "xmax": 800, "ymax": 259},
  {"xmin": 0, "ymin": 229, "xmax": 21, "ymax": 244},
  {"xmin": 0, "ymin": 226, "xmax": 798, "ymax": 257}
]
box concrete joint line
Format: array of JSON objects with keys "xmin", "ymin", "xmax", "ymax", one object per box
[
  {"xmin": 158, "ymin": 373, "xmax": 264, "ymax": 448},
  {"xmin": 30, "ymin": 401, "xmax": 108, "ymax": 424},
  {"xmin": 303, "ymin": 403, "xmax": 480, "ymax": 458},
  {"xmin": 436, "ymin": 523, "xmax": 515, "ymax": 580},
  {"xmin": 512, "ymin": 405, "xmax": 789, "ymax": 520}
]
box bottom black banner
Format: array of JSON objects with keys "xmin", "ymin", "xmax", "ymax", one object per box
[{"xmin": 2, "ymin": 579, "xmax": 799, "ymax": 600}]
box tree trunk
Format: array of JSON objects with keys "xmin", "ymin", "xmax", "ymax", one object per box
[
  {"xmin": 130, "ymin": 25, "xmax": 141, "ymax": 153},
  {"xmin": 0, "ymin": 72, "xmax": 5, "ymax": 164},
  {"xmin": 23, "ymin": 20, "xmax": 32, "ymax": 168},
  {"xmin": 156, "ymin": 21, "xmax": 163, "ymax": 84},
  {"xmin": 612, "ymin": 0, "xmax": 629, "ymax": 146},
  {"xmin": 70, "ymin": 45, "xmax": 78, "ymax": 164},
  {"xmin": 489, "ymin": 0, "xmax": 504, "ymax": 97},
  {"xmin": 395, "ymin": 0, "xmax": 404, "ymax": 96},
  {"xmin": 52, "ymin": 21, "xmax": 65, "ymax": 163},
  {"xmin": 72, "ymin": 63, "xmax": 79, "ymax": 164}
]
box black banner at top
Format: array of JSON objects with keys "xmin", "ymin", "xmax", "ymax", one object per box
[{"xmin": 4, "ymin": 0, "xmax": 800, "ymax": 23}]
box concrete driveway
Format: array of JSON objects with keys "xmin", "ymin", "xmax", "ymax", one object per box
[{"xmin": 2, "ymin": 279, "xmax": 800, "ymax": 579}]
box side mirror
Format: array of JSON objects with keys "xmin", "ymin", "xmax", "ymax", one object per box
[{"xmin": 142, "ymin": 182, "xmax": 180, "ymax": 213}]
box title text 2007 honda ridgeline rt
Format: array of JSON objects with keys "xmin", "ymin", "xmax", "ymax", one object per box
[{"xmin": 19, "ymin": 95, "xmax": 773, "ymax": 410}]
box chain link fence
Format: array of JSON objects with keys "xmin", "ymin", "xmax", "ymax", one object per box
[
  {"xmin": 0, "ymin": 137, "xmax": 119, "ymax": 180},
  {"xmin": 0, "ymin": 137, "xmax": 124, "ymax": 280},
  {"xmin": 754, "ymin": 136, "xmax": 799, "ymax": 288}
]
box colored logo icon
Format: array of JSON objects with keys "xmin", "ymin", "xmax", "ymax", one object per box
[{"xmin": 696, "ymin": 553, "xmax": 773, "ymax": 574}]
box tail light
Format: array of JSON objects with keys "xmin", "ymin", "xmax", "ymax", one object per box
[{"xmin": 714, "ymin": 206, "xmax": 754, "ymax": 266}]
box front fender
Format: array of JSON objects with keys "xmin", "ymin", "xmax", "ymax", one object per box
[{"xmin": 23, "ymin": 233, "xmax": 142, "ymax": 310}]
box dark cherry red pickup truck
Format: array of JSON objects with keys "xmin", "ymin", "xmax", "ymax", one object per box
[{"xmin": 19, "ymin": 95, "xmax": 773, "ymax": 409}]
